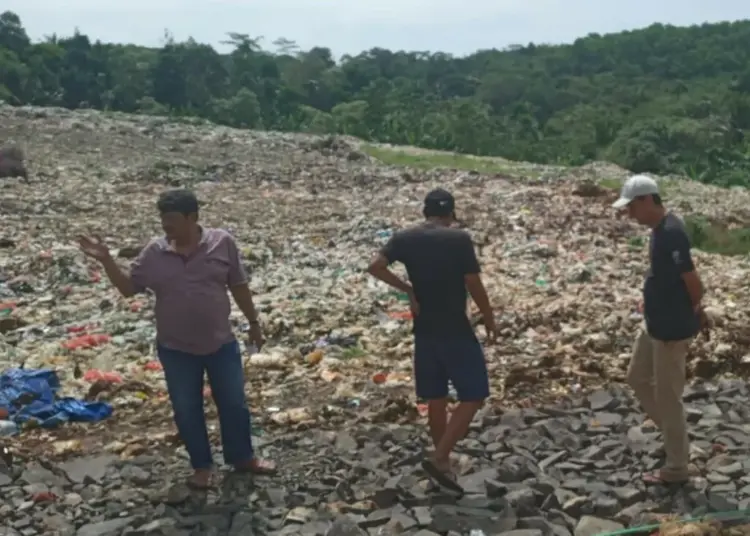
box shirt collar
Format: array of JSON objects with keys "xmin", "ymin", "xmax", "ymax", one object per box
[{"xmin": 157, "ymin": 225, "xmax": 208, "ymax": 251}]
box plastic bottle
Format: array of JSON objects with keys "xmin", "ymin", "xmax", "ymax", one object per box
[
  {"xmin": 0, "ymin": 421, "xmax": 18, "ymax": 437},
  {"xmin": 535, "ymin": 262, "xmax": 549, "ymax": 289}
]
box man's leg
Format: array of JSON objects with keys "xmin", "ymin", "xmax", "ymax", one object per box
[
  {"xmin": 413, "ymin": 336, "xmax": 449, "ymax": 449},
  {"xmin": 626, "ymin": 330, "xmax": 662, "ymax": 428},
  {"xmin": 205, "ymin": 340, "xmax": 275, "ymax": 474},
  {"xmin": 433, "ymin": 338, "xmax": 488, "ymax": 468},
  {"xmin": 158, "ymin": 345, "xmax": 212, "ymax": 486},
  {"xmin": 652, "ymin": 338, "xmax": 691, "ymax": 482}
]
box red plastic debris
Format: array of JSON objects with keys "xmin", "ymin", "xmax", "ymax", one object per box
[
  {"xmin": 61, "ymin": 333, "xmax": 111, "ymax": 350},
  {"xmin": 372, "ymin": 372, "xmax": 387, "ymax": 384},
  {"xmin": 31, "ymin": 491, "xmax": 57, "ymax": 503},
  {"xmin": 82, "ymin": 369, "xmax": 122, "ymax": 383},
  {"xmin": 66, "ymin": 323, "xmax": 98, "ymax": 334}
]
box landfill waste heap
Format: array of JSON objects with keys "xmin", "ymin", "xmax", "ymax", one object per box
[{"xmin": 1, "ymin": 103, "xmax": 750, "ymax": 535}]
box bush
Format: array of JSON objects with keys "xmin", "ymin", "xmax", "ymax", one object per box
[{"xmin": 685, "ymin": 215, "xmax": 750, "ymax": 256}]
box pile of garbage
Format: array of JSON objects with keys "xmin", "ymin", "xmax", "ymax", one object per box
[
  {"xmin": 2, "ymin": 105, "xmax": 750, "ymax": 535},
  {"xmin": 1, "ymin": 104, "xmax": 750, "ymax": 440}
]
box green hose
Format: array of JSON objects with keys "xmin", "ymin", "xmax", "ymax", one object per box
[{"xmin": 597, "ymin": 508, "xmax": 750, "ymax": 536}]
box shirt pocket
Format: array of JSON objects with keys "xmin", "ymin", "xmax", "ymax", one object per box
[{"xmin": 200, "ymin": 257, "xmax": 231, "ymax": 285}]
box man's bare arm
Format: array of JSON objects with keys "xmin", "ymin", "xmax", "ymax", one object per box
[
  {"xmin": 101, "ymin": 256, "xmax": 137, "ymax": 298},
  {"xmin": 681, "ymin": 270, "xmax": 704, "ymax": 310},
  {"xmin": 230, "ymin": 284, "xmax": 260, "ymax": 322},
  {"xmin": 465, "ymin": 273, "xmax": 493, "ymax": 323},
  {"xmin": 367, "ymin": 253, "xmax": 413, "ymax": 294}
]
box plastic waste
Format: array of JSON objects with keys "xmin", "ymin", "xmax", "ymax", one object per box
[
  {"xmin": 535, "ymin": 262, "xmax": 549, "ymax": 289},
  {"xmin": 0, "ymin": 368, "xmax": 113, "ymax": 428},
  {"xmin": 372, "ymin": 372, "xmax": 387, "ymax": 384},
  {"xmin": 61, "ymin": 334, "xmax": 111, "ymax": 350},
  {"xmin": 0, "ymin": 302, "xmax": 15, "ymax": 317},
  {"xmin": 1, "ymin": 103, "xmax": 748, "ymax": 452},
  {"xmin": 82, "ymin": 369, "xmax": 122, "ymax": 383},
  {"xmin": 0, "ymin": 420, "xmax": 18, "ymax": 437},
  {"xmin": 248, "ymin": 350, "xmax": 287, "ymax": 369}
]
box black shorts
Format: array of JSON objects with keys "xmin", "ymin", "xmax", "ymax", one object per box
[{"xmin": 413, "ymin": 335, "xmax": 490, "ymax": 402}]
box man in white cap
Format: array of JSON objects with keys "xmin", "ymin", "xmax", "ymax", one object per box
[{"xmin": 613, "ymin": 174, "xmax": 708, "ymax": 484}]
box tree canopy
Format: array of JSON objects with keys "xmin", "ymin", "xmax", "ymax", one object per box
[{"xmin": 2, "ymin": 11, "xmax": 750, "ymax": 186}]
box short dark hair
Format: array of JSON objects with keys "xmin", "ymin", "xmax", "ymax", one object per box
[{"xmin": 157, "ymin": 189, "xmax": 199, "ymax": 216}]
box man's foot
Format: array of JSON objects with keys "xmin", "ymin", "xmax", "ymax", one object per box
[
  {"xmin": 643, "ymin": 464, "xmax": 698, "ymax": 485},
  {"xmin": 235, "ymin": 457, "xmax": 277, "ymax": 475},
  {"xmin": 641, "ymin": 418, "xmax": 658, "ymax": 429},
  {"xmin": 186, "ymin": 469, "xmax": 214, "ymax": 490},
  {"xmin": 421, "ymin": 458, "xmax": 463, "ymax": 496}
]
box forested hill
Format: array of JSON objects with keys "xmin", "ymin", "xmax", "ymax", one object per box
[{"xmin": 2, "ymin": 11, "xmax": 750, "ymax": 186}]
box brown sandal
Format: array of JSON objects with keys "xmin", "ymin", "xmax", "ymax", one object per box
[
  {"xmin": 186, "ymin": 472, "xmax": 214, "ymax": 490},
  {"xmin": 643, "ymin": 467, "xmax": 692, "ymax": 485},
  {"xmin": 235, "ymin": 458, "xmax": 277, "ymax": 475}
]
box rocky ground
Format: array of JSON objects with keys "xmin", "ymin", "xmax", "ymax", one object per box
[{"xmin": 2, "ymin": 105, "xmax": 750, "ymax": 535}]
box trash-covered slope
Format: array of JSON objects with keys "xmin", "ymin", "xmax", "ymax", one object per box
[
  {"xmin": 3, "ymin": 105, "xmax": 749, "ymax": 405},
  {"xmin": 2, "ymin": 105, "xmax": 750, "ymax": 535}
]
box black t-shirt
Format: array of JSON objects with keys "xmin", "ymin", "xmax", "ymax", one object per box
[
  {"xmin": 381, "ymin": 223, "xmax": 479, "ymax": 338},
  {"xmin": 643, "ymin": 212, "xmax": 699, "ymax": 341}
]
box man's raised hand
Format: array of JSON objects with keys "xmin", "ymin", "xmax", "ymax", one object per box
[{"xmin": 78, "ymin": 235, "xmax": 111, "ymax": 262}]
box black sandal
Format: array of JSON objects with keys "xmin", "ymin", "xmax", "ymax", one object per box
[{"xmin": 421, "ymin": 459, "xmax": 464, "ymax": 495}]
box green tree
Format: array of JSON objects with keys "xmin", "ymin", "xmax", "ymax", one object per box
[{"xmin": 2, "ymin": 11, "xmax": 750, "ymax": 185}]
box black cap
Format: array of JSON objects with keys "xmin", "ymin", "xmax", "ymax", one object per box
[{"xmin": 423, "ymin": 188, "xmax": 456, "ymax": 218}]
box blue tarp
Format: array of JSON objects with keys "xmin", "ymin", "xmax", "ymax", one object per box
[{"xmin": 0, "ymin": 368, "xmax": 112, "ymax": 431}]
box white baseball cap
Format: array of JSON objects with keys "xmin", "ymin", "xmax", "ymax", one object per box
[{"xmin": 612, "ymin": 174, "xmax": 660, "ymax": 208}]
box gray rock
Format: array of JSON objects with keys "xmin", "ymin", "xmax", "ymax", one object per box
[
  {"xmin": 325, "ymin": 516, "xmax": 366, "ymax": 536},
  {"xmin": 574, "ymin": 516, "xmax": 624, "ymax": 536},
  {"xmin": 77, "ymin": 517, "xmax": 138, "ymax": 536},
  {"xmin": 0, "ymin": 374, "xmax": 747, "ymax": 536},
  {"xmin": 588, "ymin": 391, "xmax": 616, "ymax": 412},
  {"xmin": 60, "ymin": 456, "xmax": 117, "ymax": 484}
]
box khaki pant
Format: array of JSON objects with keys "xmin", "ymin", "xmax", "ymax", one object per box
[{"xmin": 626, "ymin": 330, "xmax": 691, "ymax": 480}]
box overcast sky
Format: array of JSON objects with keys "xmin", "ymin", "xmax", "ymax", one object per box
[{"xmin": 4, "ymin": 0, "xmax": 749, "ymax": 58}]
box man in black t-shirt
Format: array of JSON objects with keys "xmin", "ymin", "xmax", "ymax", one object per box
[
  {"xmin": 613, "ymin": 175, "xmax": 708, "ymax": 484},
  {"xmin": 367, "ymin": 188, "xmax": 496, "ymax": 494}
]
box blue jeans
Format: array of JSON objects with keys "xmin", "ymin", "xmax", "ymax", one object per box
[
  {"xmin": 157, "ymin": 340, "xmax": 253, "ymax": 469},
  {"xmin": 414, "ymin": 335, "xmax": 490, "ymax": 402}
]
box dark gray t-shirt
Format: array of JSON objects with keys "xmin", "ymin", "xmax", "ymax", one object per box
[
  {"xmin": 643, "ymin": 212, "xmax": 699, "ymax": 341},
  {"xmin": 381, "ymin": 223, "xmax": 479, "ymax": 338}
]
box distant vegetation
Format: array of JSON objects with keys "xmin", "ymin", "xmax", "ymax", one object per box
[
  {"xmin": 683, "ymin": 216, "xmax": 750, "ymax": 256},
  {"xmin": 1, "ymin": 11, "xmax": 750, "ymax": 188}
]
